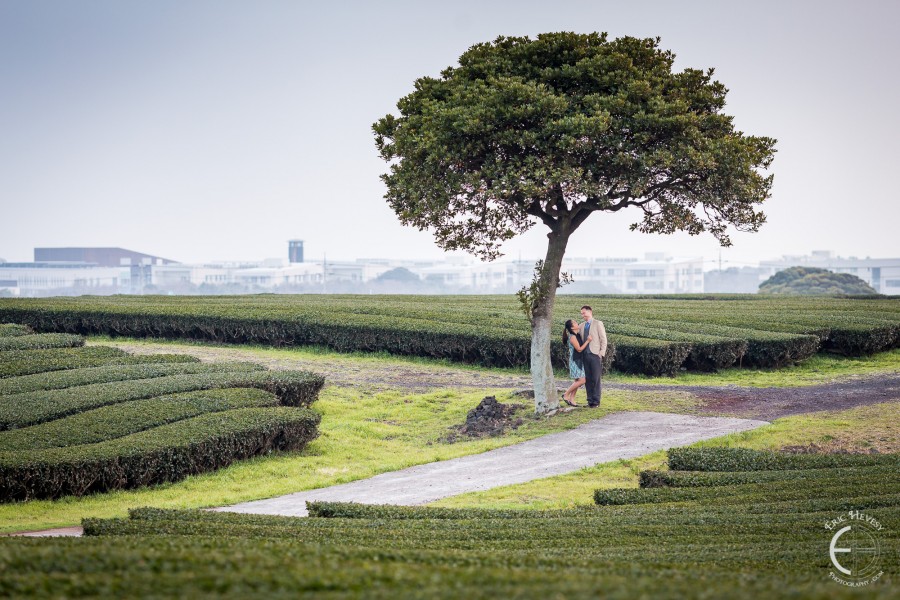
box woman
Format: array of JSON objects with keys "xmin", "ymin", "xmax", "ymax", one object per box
[{"xmin": 562, "ymin": 319, "xmax": 590, "ymax": 406}]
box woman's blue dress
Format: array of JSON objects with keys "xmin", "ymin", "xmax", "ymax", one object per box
[{"xmin": 568, "ymin": 337, "xmax": 585, "ymax": 379}]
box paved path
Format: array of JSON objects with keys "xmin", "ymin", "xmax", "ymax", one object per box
[{"xmin": 216, "ymin": 411, "xmax": 769, "ymax": 517}]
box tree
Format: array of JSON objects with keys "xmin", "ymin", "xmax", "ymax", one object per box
[
  {"xmin": 759, "ymin": 266, "xmax": 877, "ymax": 295},
  {"xmin": 373, "ymin": 32, "xmax": 776, "ymax": 414},
  {"xmin": 375, "ymin": 267, "xmax": 421, "ymax": 283}
]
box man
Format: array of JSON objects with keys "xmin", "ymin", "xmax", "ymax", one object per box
[{"xmin": 578, "ymin": 305, "xmax": 608, "ymax": 407}]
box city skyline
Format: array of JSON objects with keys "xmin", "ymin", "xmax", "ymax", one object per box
[{"xmin": 2, "ymin": 1, "xmax": 898, "ymax": 267}]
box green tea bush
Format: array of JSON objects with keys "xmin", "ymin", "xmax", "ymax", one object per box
[
  {"xmin": 0, "ymin": 368, "xmax": 324, "ymax": 429},
  {"xmin": 0, "ymin": 333, "xmax": 83, "ymax": 352},
  {"xmin": 0, "ymin": 361, "xmax": 268, "ymax": 395},
  {"xmin": 639, "ymin": 464, "xmax": 899, "ymax": 488},
  {"xmin": 0, "ymin": 407, "xmax": 320, "ymax": 501},
  {"xmin": 0, "ymin": 324, "xmax": 32, "ymax": 337},
  {"xmin": 667, "ymin": 446, "xmax": 900, "ymax": 472},
  {"xmin": 306, "ymin": 501, "xmax": 586, "ymax": 520},
  {"xmin": 0, "ymin": 388, "xmax": 280, "ymax": 451},
  {"xmin": 595, "ymin": 469, "xmax": 898, "ymax": 505},
  {"xmin": 0, "ymin": 295, "xmax": 896, "ymax": 375},
  {"xmin": 0, "ymin": 346, "xmax": 199, "ymax": 379}
]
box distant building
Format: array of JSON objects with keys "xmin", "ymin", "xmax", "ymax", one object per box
[
  {"xmin": 288, "ymin": 240, "xmax": 304, "ymax": 263},
  {"xmin": 759, "ymin": 251, "xmax": 900, "ymax": 294},
  {"xmin": 4, "ymin": 242, "xmax": 704, "ymax": 296},
  {"xmin": 704, "ymin": 267, "xmax": 766, "ymax": 293},
  {"xmin": 34, "ymin": 247, "xmax": 178, "ymax": 267},
  {"xmin": 0, "ymin": 261, "xmax": 124, "ymax": 293},
  {"xmin": 561, "ymin": 253, "xmax": 704, "ymax": 294}
]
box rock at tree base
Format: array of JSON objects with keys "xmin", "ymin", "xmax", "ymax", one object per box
[{"xmin": 444, "ymin": 396, "xmax": 526, "ymax": 443}]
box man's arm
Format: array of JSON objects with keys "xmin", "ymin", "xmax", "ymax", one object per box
[{"xmin": 597, "ymin": 321, "xmax": 608, "ymax": 357}]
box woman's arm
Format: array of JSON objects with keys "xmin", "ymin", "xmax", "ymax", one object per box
[{"xmin": 570, "ymin": 333, "xmax": 590, "ymax": 352}]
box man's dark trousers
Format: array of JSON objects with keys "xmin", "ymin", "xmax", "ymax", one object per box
[{"xmin": 583, "ymin": 351, "xmax": 602, "ymax": 407}]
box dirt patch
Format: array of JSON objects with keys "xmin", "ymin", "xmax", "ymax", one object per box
[
  {"xmin": 444, "ymin": 396, "xmax": 527, "ymax": 443},
  {"xmin": 779, "ymin": 442, "xmax": 886, "ymax": 455},
  {"xmin": 622, "ymin": 375, "xmax": 900, "ymax": 421},
  {"xmin": 90, "ymin": 340, "xmax": 533, "ymax": 392}
]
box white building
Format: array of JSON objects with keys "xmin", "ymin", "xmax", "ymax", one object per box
[
  {"xmin": 0, "ymin": 261, "xmax": 124, "ymax": 294},
  {"xmin": 561, "ymin": 253, "xmax": 704, "ymax": 293},
  {"xmin": 759, "ymin": 251, "xmax": 900, "ymax": 294},
  {"xmin": 3, "ymin": 245, "xmax": 704, "ymax": 295}
]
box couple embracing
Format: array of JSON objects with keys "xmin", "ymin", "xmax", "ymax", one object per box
[{"xmin": 561, "ymin": 305, "xmax": 607, "ymax": 408}]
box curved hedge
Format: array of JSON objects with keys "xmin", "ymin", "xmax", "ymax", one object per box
[
  {"xmin": 0, "ymin": 324, "xmax": 32, "ymax": 337},
  {"xmin": 638, "ymin": 464, "xmax": 898, "ymax": 488},
  {"xmin": 666, "ymin": 446, "xmax": 900, "ymax": 472},
  {"xmin": 0, "ymin": 388, "xmax": 280, "ymax": 451},
  {"xmin": 594, "ymin": 471, "xmax": 895, "ymax": 506},
  {"xmin": 0, "ymin": 407, "xmax": 321, "ymax": 501},
  {"xmin": 0, "ymin": 369, "xmax": 325, "ymax": 430},
  {"xmin": 0, "ymin": 333, "xmax": 84, "ymax": 352},
  {"xmin": 0, "ymin": 346, "xmax": 199, "ymax": 379},
  {"xmin": 0, "ymin": 361, "xmax": 266, "ymax": 396}
]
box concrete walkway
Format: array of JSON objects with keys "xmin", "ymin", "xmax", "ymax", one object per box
[{"xmin": 217, "ymin": 410, "xmax": 769, "ymax": 517}]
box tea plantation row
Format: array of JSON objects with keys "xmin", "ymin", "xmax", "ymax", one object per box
[
  {"xmin": 0, "ymin": 325, "xmax": 325, "ymax": 501},
  {"xmin": 1, "ymin": 294, "xmax": 897, "ymax": 375},
  {"xmin": 0, "ymin": 446, "xmax": 893, "ymax": 598}
]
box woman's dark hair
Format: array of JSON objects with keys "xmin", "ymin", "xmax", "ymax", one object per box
[{"xmin": 562, "ymin": 319, "xmax": 577, "ymax": 346}]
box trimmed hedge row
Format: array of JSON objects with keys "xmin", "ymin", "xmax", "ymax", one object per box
[
  {"xmin": 305, "ymin": 501, "xmax": 585, "ymax": 520},
  {"xmin": 666, "ymin": 446, "xmax": 900, "ymax": 472},
  {"xmin": 0, "ymin": 346, "xmax": 199, "ymax": 379},
  {"xmin": 594, "ymin": 470, "xmax": 898, "ymax": 506},
  {"xmin": 0, "ymin": 360, "xmax": 266, "ymax": 396},
  {"xmin": 0, "ymin": 388, "xmax": 280, "ymax": 451},
  {"xmin": 0, "ymin": 333, "xmax": 84, "ymax": 352},
  {"xmin": 0, "ymin": 368, "xmax": 325, "ymax": 430},
  {"xmin": 603, "ymin": 322, "xmax": 746, "ymax": 371},
  {"xmin": 0, "ymin": 407, "xmax": 321, "ymax": 501},
  {"xmin": 608, "ymin": 335, "xmax": 691, "ymax": 376},
  {"xmin": 638, "ymin": 463, "xmax": 899, "ymax": 488},
  {"xmin": 0, "ymin": 295, "xmax": 896, "ymax": 376},
  {"xmin": 0, "ymin": 324, "xmax": 32, "ymax": 337}
]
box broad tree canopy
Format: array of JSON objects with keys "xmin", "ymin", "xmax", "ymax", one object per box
[{"xmin": 373, "ymin": 32, "xmax": 776, "ymax": 260}]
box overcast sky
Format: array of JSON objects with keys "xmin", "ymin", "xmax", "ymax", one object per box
[{"xmin": 1, "ymin": 0, "xmax": 898, "ymax": 269}]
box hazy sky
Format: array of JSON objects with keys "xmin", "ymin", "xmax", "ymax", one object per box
[{"xmin": 1, "ymin": 0, "xmax": 898, "ymax": 268}]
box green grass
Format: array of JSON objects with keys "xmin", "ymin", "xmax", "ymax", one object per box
[{"xmin": 430, "ymin": 400, "xmax": 900, "ymax": 510}]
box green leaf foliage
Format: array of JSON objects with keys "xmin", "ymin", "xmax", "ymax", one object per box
[
  {"xmin": 0, "ymin": 294, "xmax": 897, "ymax": 375},
  {"xmin": 0, "ymin": 368, "xmax": 325, "ymax": 430},
  {"xmin": 0, "ymin": 361, "xmax": 267, "ymax": 396},
  {"xmin": 374, "ymin": 32, "xmax": 776, "ymax": 260},
  {"xmin": 0, "ymin": 346, "xmax": 199, "ymax": 379},
  {"xmin": 0, "ymin": 324, "xmax": 32, "ymax": 338},
  {"xmin": 666, "ymin": 446, "xmax": 900, "ymax": 472},
  {"xmin": 760, "ymin": 267, "xmax": 879, "ymax": 296},
  {"xmin": 0, "ymin": 407, "xmax": 320, "ymax": 501},
  {"xmin": 0, "ymin": 388, "xmax": 280, "ymax": 451},
  {"xmin": 0, "ymin": 333, "xmax": 83, "ymax": 352}
]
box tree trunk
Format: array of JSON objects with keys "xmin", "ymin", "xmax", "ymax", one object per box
[{"xmin": 530, "ymin": 228, "xmax": 570, "ymax": 414}]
